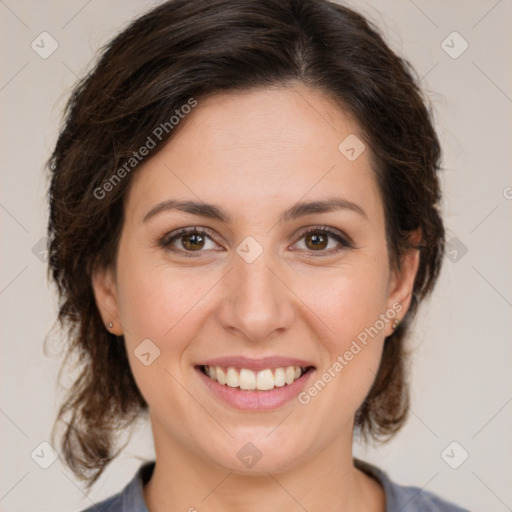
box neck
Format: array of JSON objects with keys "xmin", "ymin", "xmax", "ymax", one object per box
[{"xmin": 143, "ymin": 416, "xmax": 385, "ymax": 512}]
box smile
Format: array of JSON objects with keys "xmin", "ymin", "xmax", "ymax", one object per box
[
  {"xmin": 194, "ymin": 356, "xmax": 316, "ymax": 410},
  {"xmin": 199, "ymin": 365, "xmax": 311, "ymax": 391}
]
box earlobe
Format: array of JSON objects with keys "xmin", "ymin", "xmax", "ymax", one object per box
[
  {"xmin": 386, "ymin": 228, "xmax": 422, "ymax": 332},
  {"xmin": 91, "ymin": 266, "xmax": 124, "ymax": 335}
]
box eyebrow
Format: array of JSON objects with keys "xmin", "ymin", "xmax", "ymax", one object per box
[{"xmin": 143, "ymin": 197, "xmax": 368, "ymax": 224}]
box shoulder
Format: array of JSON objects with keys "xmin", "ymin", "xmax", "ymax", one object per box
[
  {"xmin": 78, "ymin": 461, "xmax": 155, "ymax": 512},
  {"xmin": 80, "ymin": 493, "xmax": 122, "ymax": 512},
  {"xmin": 354, "ymin": 458, "xmax": 471, "ymax": 512},
  {"xmin": 385, "ymin": 480, "xmax": 471, "ymax": 512}
]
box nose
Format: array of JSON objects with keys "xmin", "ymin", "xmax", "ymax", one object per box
[{"xmin": 217, "ymin": 250, "xmax": 295, "ymax": 343}]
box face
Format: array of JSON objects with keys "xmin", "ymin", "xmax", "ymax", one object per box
[{"xmin": 93, "ymin": 84, "xmax": 419, "ymax": 475}]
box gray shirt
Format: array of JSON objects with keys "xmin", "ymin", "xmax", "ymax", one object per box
[{"xmin": 80, "ymin": 459, "xmax": 470, "ymax": 511}]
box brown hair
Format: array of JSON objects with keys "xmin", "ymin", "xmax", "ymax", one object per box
[{"xmin": 47, "ymin": 0, "xmax": 444, "ymax": 489}]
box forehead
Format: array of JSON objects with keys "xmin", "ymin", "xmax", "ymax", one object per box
[{"xmin": 125, "ymin": 84, "xmax": 383, "ymax": 225}]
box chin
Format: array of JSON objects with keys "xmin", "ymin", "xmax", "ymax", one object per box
[{"xmin": 200, "ymin": 430, "xmax": 310, "ymax": 475}]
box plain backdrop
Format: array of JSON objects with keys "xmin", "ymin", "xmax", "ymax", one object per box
[{"xmin": 1, "ymin": 1, "xmax": 511, "ymax": 511}]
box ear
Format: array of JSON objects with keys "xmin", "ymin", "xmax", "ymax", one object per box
[
  {"xmin": 384, "ymin": 228, "xmax": 422, "ymax": 335},
  {"xmin": 91, "ymin": 265, "xmax": 124, "ymax": 336}
]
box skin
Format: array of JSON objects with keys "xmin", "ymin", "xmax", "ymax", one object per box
[{"xmin": 93, "ymin": 83, "xmax": 420, "ymax": 512}]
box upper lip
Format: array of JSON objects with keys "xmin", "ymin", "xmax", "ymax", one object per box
[{"xmin": 195, "ymin": 356, "xmax": 315, "ymax": 372}]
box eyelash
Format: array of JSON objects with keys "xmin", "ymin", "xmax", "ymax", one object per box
[{"xmin": 157, "ymin": 225, "xmax": 353, "ymax": 258}]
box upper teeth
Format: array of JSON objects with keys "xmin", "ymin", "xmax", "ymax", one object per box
[{"xmin": 203, "ymin": 365, "xmax": 306, "ymax": 390}]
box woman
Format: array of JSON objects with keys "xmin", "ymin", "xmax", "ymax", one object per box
[{"xmin": 47, "ymin": 0, "xmax": 469, "ymax": 510}]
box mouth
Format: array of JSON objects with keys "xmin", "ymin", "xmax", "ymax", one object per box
[
  {"xmin": 197, "ymin": 364, "xmax": 315, "ymax": 391},
  {"xmin": 194, "ymin": 356, "xmax": 316, "ymax": 410}
]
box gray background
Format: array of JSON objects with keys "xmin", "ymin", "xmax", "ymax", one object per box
[{"xmin": 1, "ymin": 1, "xmax": 511, "ymax": 511}]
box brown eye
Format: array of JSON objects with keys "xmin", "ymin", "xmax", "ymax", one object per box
[
  {"xmin": 159, "ymin": 227, "xmax": 219, "ymax": 255},
  {"xmin": 304, "ymin": 232, "xmax": 328, "ymax": 250},
  {"xmin": 292, "ymin": 226, "xmax": 351, "ymax": 255},
  {"xmin": 181, "ymin": 232, "xmax": 206, "ymax": 251}
]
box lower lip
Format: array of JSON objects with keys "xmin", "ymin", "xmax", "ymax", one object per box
[{"xmin": 195, "ymin": 367, "xmax": 315, "ymax": 411}]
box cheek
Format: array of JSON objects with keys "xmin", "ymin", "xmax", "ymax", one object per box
[
  {"xmin": 294, "ymin": 258, "xmax": 390, "ymax": 407},
  {"xmin": 116, "ymin": 248, "xmax": 217, "ymax": 341},
  {"xmin": 296, "ymin": 278, "xmax": 388, "ymax": 438},
  {"xmin": 298, "ymin": 256, "xmax": 390, "ymax": 345},
  {"xmin": 114, "ymin": 255, "xmax": 211, "ymax": 417},
  {"xmin": 115, "ymin": 253, "xmax": 225, "ymax": 394}
]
